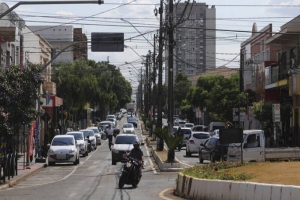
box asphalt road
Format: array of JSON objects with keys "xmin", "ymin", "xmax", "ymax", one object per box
[{"xmin": 0, "ymin": 115, "xmax": 179, "ymax": 200}]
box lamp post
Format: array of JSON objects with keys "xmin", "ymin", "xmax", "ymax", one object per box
[{"xmin": 0, "ymin": 1, "xmax": 104, "ymax": 19}]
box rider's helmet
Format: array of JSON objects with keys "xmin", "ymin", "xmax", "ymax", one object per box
[{"xmin": 133, "ymin": 141, "xmax": 140, "ymax": 150}]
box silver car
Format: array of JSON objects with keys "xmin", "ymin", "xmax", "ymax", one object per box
[
  {"xmin": 66, "ymin": 131, "xmax": 88, "ymax": 157},
  {"xmin": 87, "ymin": 126, "xmax": 101, "ymax": 145}
]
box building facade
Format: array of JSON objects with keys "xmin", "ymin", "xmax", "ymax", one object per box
[
  {"xmin": 29, "ymin": 25, "xmax": 74, "ymax": 64},
  {"xmin": 165, "ymin": 2, "xmax": 216, "ymax": 83},
  {"xmin": 266, "ymin": 15, "xmax": 300, "ymax": 146},
  {"xmin": 73, "ymin": 28, "xmax": 88, "ymax": 61}
]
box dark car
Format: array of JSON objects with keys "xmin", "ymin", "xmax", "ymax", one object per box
[
  {"xmin": 127, "ymin": 117, "xmax": 138, "ymax": 128},
  {"xmin": 198, "ymin": 136, "xmax": 229, "ymax": 163}
]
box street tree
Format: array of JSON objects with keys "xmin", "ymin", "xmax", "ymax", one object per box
[
  {"xmin": 0, "ymin": 64, "xmax": 43, "ymax": 138},
  {"xmin": 173, "ymin": 72, "xmax": 191, "ymax": 111}
]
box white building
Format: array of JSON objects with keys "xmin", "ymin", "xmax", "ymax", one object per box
[
  {"xmin": 165, "ymin": 2, "xmax": 216, "ymax": 83},
  {"xmin": 29, "ymin": 25, "xmax": 74, "ymax": 64}
]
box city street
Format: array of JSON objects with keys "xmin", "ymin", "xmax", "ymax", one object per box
[{"xmin": 0, "ymin": 117, "xmax": 179, "ymax": 200}]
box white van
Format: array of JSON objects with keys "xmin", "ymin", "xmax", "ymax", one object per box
[{"xmin": 208, "ymin": 122, "xmax": 226, "ymax": 135}]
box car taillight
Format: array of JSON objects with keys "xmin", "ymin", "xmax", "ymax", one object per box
[{"xmin": 189, "ymin": 140, "xmax": 194, "ymax": 144}]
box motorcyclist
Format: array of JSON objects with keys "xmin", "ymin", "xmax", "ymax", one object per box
[
  {"xmin": 106, "ymin": 124, "xmax": 114, "ymax": 151},
  {"xmin": 126, "ymin": 141, "xmax": 144, "ymax": 179}
]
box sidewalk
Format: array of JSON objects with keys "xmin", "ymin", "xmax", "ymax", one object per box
[{"xmin": 0, "ymin": 154, "xmax": 46, "ymax": 190}]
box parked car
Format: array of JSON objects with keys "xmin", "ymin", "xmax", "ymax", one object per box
[
  {"xmin": 47, "ymin": 135, "xmax": 80, "ymax": 166},
  {"xmin": 111, "ymin": 134, "xmax": 142, "ymax": 165},
  {"xmin": 127, "ymin": 117, "xmax": 138, "ymax": 128},
  {"xmin": 122, "ymin": 123, "xmax": 135, "ymax": 134},
  {"xmin": 106, "ymin": 115, "xmax": 117, "ymax": 127},
  {"xmin": 66, "ymin": 131, "xmax": 88, "ymax": 157},
  {"xmin": 198, "ymin": 136, "xmax": 230, "ymax": 163},
  {"xmin": 192, "ymin": 125, "xmax": 208, "ymax": 132},
  {"xmin": 87, "ymin": 126, "xmax": 101, "ymax": 145},
  {"xmin": 186, "ymin": 131, "xmax": 210, "ymax": 157},
  {"xmin": 80, "ymin": 129, "xmax": 97, "ymax": 151},
  {"xmin": 184, "ymin": 123, "xmax": 195, "ymax": 129}
]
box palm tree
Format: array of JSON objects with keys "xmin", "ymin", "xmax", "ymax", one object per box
[{"xmin": 154, "ymin": 128, "xmax": 183, "ymax": 162}]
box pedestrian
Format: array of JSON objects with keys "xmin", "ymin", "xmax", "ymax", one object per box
[{"xmin": 106, "ymin": 124, "xmax": 114, "ymax": 151}]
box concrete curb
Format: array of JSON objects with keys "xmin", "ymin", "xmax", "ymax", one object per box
[
  {"xmin": 150, "ymin": 147, "xmax": 184, "ymax": 172},
  {"xmin": 0, "ymin": 164, "xmax": 45, "ymax": 190},
  {"xmin": 175, "ymin": 172, "xmax": 300, "ymax": 200}
]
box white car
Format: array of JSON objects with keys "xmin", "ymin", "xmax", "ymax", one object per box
[
  {"xmin": 66, "ymin": 131, "xmax": 88, "ymax": 157},
  {"xmin": 184, "ymin": 123, "xmax": 195, "ymax": 129},
  {"xmin": 122, "ymin": 123, "xmax": 135, "ymax": 134},
  {"xmin": 48, "ymin": 135, "xmax": 80, "ymax": 166},
  {"xmin": 106, "ymin": 115, "xmax": 117, "ymax": 127},
  {"xmin": 178, "ymin": 120, "xmax": 187, "ymax": 127},
  {"xmin": 87, "ymin": 126, "xmax": 101, "ymax": 145},
  {"xmin": 80, "ymin": 129, "xmax": 97, "ymax": 150},
  {"xmin": 111, "ymin": 134, "xmax": 140, "ymax": 165},
  {"xmin": 212, "ymin": 129, "xmax": 220, "ymax": 137},
  {"xmin": 186, "ymin": 131, "xmax": 211, "ymax": 157}
]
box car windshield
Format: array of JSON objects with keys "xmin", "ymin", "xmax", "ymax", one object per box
[
  {"xmin": 181, "ymin": 129, "xmax": 191, "ymax": 135},
  {"xmin": 115, "ymin": 136, "xmax": 137, "ymax": 144},
  {"xmin": 194, "ymin": 126, "xmax": 204, "ymax": 131},
  {"xmin": 67, "ymin": 133, "xmax": 83, "ymax": 140},
  {"xmin": 107, "ymin": 115, "xmax": 115, "ymax": 119},
  {"xmin": 88, "ymin": 127, "xmax": 99, "ymax": 134},
  {"xmin": 128, "ymin": 118, "xmax": 137, "ymax": 122},
  {"xmin": 193, "ymin": 133, "xmax": 210, "ymax": 139},
  {"xmin": 185, "ymin": 124, "xmax": 193, "ymax": 127},
  {"xmin": 213, "ymin": 126, "xmax": 225, "ymax": 130},
  {"xmin": 82, "ymin": 130, "xmax": 95, "ymax": 137},
  {"xmin": 123, "ymin": 124, "xmax": 133, "ymax": 128},
  {"xmin": 52, "ymin": 137, "xmax": 74, "ymax": 146},
  {"xmin": 179, "ymin": 121, "xmax": 186, "ymax": 125}
]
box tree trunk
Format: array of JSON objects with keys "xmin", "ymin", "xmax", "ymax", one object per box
[{"xmin": 167, "ymin": 149, "xmax": 175, "ymax": 162}]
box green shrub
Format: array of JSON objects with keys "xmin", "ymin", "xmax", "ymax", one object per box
[{"xmin": 181, "ymin": 162, "xmax": 253, "ymax": 181}]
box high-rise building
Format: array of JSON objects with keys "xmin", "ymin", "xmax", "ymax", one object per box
[{"xmin": 165, "ymin": 2, "xmax": 216, "ymax": 83}]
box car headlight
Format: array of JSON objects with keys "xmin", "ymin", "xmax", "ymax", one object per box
[
  {"xmin": 112, "ymin": 149, "xmax": 119, "ymax": 153},
  {"xmin": 69, "ymin": 149, "xmax": 75, "ymax": 153},
  {"xmin": 79, "ymin": 143, "xmax": 84, "ymax": 147},
  {"xmin": 48, "ymin": 149, "xmax": 54, "ymax": 154}
]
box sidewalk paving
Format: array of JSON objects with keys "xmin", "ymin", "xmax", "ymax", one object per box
[{"xmin": 0, "ymin": 154, "xmax": 46, "ymax": 190}]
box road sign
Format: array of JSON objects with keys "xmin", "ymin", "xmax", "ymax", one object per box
[
  {"xmin": 272, "ymin": 104, "xmax": 280, "ymax": 122},
  {"xmin": 91, "ymin": 32, "xmax": 124, "ymax": 52}
]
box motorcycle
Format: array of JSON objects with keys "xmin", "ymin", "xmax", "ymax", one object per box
[{"xmin": 118, "ymin": 156, "xmax": 141, "ymax": 189}]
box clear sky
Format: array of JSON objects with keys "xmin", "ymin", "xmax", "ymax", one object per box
[{"xmin": 2, "ymin": 0, "xmax": 300, "ymax": 99}]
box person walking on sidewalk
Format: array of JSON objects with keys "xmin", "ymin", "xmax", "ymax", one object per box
[{"xmin": 106, "ymin": 124, "xmax": 114, "ymax": 151}]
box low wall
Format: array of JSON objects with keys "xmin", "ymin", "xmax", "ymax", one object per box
[
  {"xmin": 150, "ymin": 147, "xmax": 184, "ymax": 172},
  {"xmin": 175, "ymin": 173, "xmax": 300, "ymax": 200}
]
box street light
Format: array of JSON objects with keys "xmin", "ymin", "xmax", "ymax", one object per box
[
  {"xmin": 121, "ymin": 18, "xmax": 154, "ymax": 47},
  {"xmin": 0, "ymin": 1, "xmax": 104, "ymax": 19}
]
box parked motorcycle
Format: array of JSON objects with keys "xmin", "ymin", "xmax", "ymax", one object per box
[{"xmin": 118, "ymin": 157, "xmax": 141, "ymax": 189}]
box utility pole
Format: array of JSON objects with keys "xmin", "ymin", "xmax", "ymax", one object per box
[
  {"xmin": 157, "ymin": 0, "xmax": 164, "ymax": 150},
  {"xmin": 167, "ymin": 0, "xmax": 174, "ymax": 135},
  {"xmin": 148, "ymin": 51, "xmax": 152, "ymax": 121},
  {"xmin": 152, "ymin": 35, "xmax": 157, "ymax": 122},
  {"xmin": 145, "ymin": 55, "xmax": 149, "ymax": 117},
  {"xmin": 238, "ymin": 49, "xmax": 244, "ymax": 128}
]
